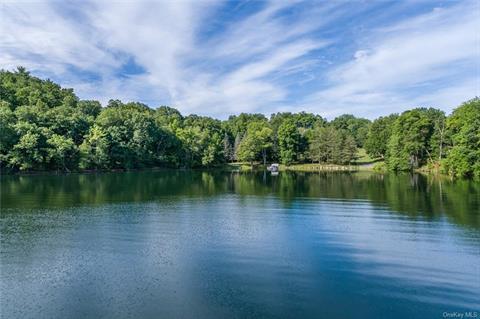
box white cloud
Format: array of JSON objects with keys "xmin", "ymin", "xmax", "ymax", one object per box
[
  {"xmin": 0, "ymin": 2, "xmax": 119, "ymax": 75},
  {"xmin": 0, "ymin": 0, "xmax": 477, "ymax": 119},
  {"xmin": 300, "ymin": 2, "xmax": 479, "ymax": 119},
  {"xmin": 1, "ymin": 0, "xmax": 330, "ymax": 117},
  {"xmin": 173, "ymin": 39, "xmax": 326, "ymax": 115}
]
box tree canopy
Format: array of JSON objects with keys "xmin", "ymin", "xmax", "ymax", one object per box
[
  {"xmin": 330, "ymin": 114, "xmax": 370, "ymax": 147},
  {"xmin": 309, "ymin": 126, "xmax": 357, "ymax": 165},
  {"xmin": 386, "ymin": 108, "xmax": 446, "ymax": 171},
  {"xmin": 442, "ymin": 98, "xmax": 480, "ymax": 178},
  {"xmin": 364, "ymin": 114, "xmax": 398, "ymax": 159},
  {"xmin": 1, "ymin": 68, "xmax": 478, "ymax": 179},
  {"xmin": 237, "ymin": 121, "xmax": 273, "ymax": 165}
]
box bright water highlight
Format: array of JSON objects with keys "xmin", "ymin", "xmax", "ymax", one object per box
[{"xmin": 1, "ymin": 171, "xmax": 479, "ymax": 318}]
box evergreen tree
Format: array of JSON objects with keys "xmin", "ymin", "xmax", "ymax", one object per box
[
  {"xmin": 233, "ymin": 133, "xmax": 242, "ymax": 161},
  {"xmin": 340, "ymin": 134, "xmax": 357, "ymax": 164},
  {"xmin": 331, "ymin": 114, "xmax": 370, "ymax": 147},
  {"xmin": 309, "ymin": 127, "xmax": 343, "ymax": 164},
  {"xmin": 0, "ymin": 68, "xmax": 477, "ymax": 179},
  {"xmin": 223, "ymin": 133, "xmax": 234, "ymax": 162}
]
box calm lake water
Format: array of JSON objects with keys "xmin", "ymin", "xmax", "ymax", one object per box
[{"xmin": 1, "ymin": 171, "xmax": 479, "ymax": 319}]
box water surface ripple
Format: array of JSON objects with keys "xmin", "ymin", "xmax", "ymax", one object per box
[{"xmin": 1, "ymin": 171, "xmax": 479, "ymax": 318}]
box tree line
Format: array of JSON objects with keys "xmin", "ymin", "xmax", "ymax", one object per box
[{"xmin": 1, "ymin": 68, "xmax": 479, "ymax": 178}]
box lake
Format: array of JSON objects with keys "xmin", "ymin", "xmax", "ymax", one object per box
[{"xmin": 1, "ymin": 171, "xmax": 479, "ymax": 319}]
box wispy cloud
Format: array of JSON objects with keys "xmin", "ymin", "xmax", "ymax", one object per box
[
  {"xmin": 0, "ymin": 0, "xmax": 478, "ymax": 119},
  {"xmin": 0, "ymin": 1, "xmax": 118, "ymax": 74},
  {"xmin": 300, "ymin": 2, "xmax": 479, "ymax": 118}
]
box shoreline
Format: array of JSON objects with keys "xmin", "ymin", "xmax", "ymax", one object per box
[
  {"xmin": 0, "ymin": 162, "xmax": 468, "ymax": 181},
  {"xmin": 0, "ymin": 163, "xmax": 373, "ymax": 176},
  {"xmin": 0, "ymin": 162, "xmax": 433, "ymax": 175}
]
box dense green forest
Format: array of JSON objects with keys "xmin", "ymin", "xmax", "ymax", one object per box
[{"xmin": 1, "ymin": 68, "xmax": 479, "ymax": 178}]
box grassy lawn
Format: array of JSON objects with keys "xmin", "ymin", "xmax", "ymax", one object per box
[
  {"xmin": 280, "ymin": 163, "xmax": 359, "ymax": 172},
  {"xmin": 355, "ymin": 148, "xmax": 382, "ymax": 165},
  {"xmin": 225, "ymin": 149, "xmax": 384, "ymax": 172}
]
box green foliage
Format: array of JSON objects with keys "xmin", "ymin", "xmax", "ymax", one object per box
[
  {"xmin": 270, "ymin": 112, "xmax": 324, "ymax": 132},
  {"xmin": 372, "ymin": 162, "xmax": 388, "ymax": 172},
  {"xmin": 236, "ymin": 134, "xmax": 257, "ymax": 165},
  {"xmin": 47, "ymin": 134, "xmax": 77, "ymax": 171},
  {"xmin": 155, "ymin": 106, "xmax": 183, "ymax": 132},
  {"xmin": 0, "ymin": 69, "xmax": 101, "ymax": 171},
  {"xmin": 365, "ymin": 114, "xmax": 398, "ymax": 158},
  {"xmin": 269, "ymin": 112, "xmax": 324, "ymax": 162},
  {"xmin": 223, "ymin": 133, "xmax": 234, "ymax": 162},
  {"xmin": 341, "ymin": 135, "xmax": 357, "ymax": 164},
  {"xmin": 0, "ymin": 67, "xmax": 77, "ymax": 110},
  {"xmin": 78, "ymin": 100, "xmax": 102, "ymax": 118},
  {"xmin": 386, "ymin": 108, "xmax": 446, "ymax": 171},
  {"xmin": 237, "ymin": 121, "xmax": 273, "ymax": 165},
  {"xmin": 9, "ymin": 128, "xmax": 46, "ymax": 170},
  {"xmin": 177, "ymin": 115, "xmax": 224, "ymax": 167},
  {"xmin": 0, "ymin": 68, "xmax": 478, "ymax": 179},
  {"xmin": 277, "ymin": 119, "xmax": 301, "ymax": 165},
  {"xmin": 81, "ymin": 102, "xmax": 175, "ymax": 169},
  {"xmin": 355, "ymin": 148, "xmax": 375, "ymax": 165},
  {"xmin": 45, "ymin": 106, "xmax": 91, "ymax": 144},
  {"xmin": 309, "ymin": 126, "xmax": 357, "ymax": 164},
  {"xmin": 442, "ymin": 98, "xmax": 480, "ymax": 178},
  {"xmin": 0, "ymin": 102, "xmax": 18, "ymax": 164},
  {"xmin": 79, "ymin": 126, "xmax": 109, "ymax": 169},
  {"xmin": 233, "ymin": 133, "xmax": 243, "ymax": 161},
  {"xmin": 225, "ymin": 113, "xmax": 267, "ymax": 138},
  {"xmin": 426, "ymin": 108, "xmax": 448, "ymax": 161},
  {"xmin": 331, "ymin": 114, "xmax": 370, "ymax": 147}
]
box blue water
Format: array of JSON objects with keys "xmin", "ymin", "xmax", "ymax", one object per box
[{"xmin": 1, "ymin": 171, "xmax": 479, "ymax": 318}]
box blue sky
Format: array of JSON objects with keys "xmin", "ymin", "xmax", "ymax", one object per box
[{"xmin": 1, "ymin": 0, "xmax": 478, "ymax": 119}]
